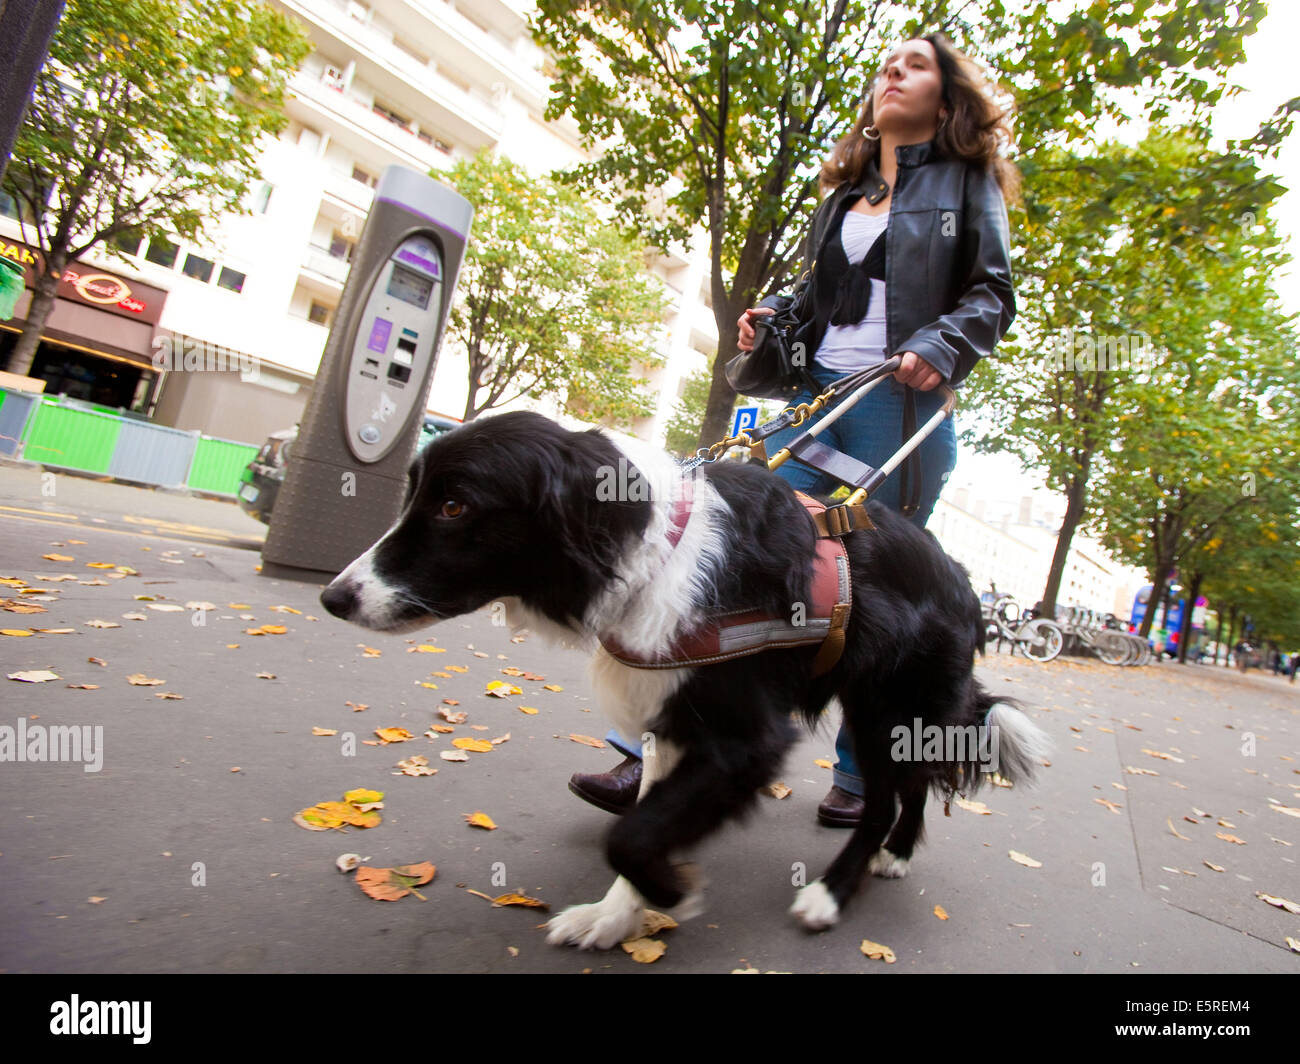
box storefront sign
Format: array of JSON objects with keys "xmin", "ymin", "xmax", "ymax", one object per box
[{"xmin": 0, "ymin": 239, "xmax": 165, "ymax": 324}]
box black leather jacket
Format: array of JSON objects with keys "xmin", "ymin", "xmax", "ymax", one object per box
[{"xmin": 770, "ymin": 139, "xmax": 1015, "ymax": 387}]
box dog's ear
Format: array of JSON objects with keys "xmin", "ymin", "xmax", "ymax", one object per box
[{"xmin": 531, "ymin": 428, "xmax": 651, "ymax": 587}]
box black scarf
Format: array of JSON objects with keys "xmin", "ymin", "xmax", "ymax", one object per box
[{"xmin": 827, "ymin": 215, "xmax": 887, "ymax": 327}]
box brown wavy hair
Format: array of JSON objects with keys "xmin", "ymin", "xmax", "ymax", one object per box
[{"xmin": 819, "ymin": 32, "xmax": 1021, "ymax": 204}]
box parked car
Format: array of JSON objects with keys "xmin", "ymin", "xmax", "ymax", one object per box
[{"xmin": 237, "ymin": 413, "xmax": 460, "ymax": 524}]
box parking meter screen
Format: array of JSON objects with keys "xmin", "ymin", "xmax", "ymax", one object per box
[{"xmin": 386, "ymin": 264, "xmax": 434, "ymax": 310}]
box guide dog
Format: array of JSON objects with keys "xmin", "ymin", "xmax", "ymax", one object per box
[{"xmin": 320, "ymin": 411, "xmax": 1051, "ymax": 948}]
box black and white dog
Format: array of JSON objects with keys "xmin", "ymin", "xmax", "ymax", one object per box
[{"xmin": 320, "ymin": 411, "xmax": 1051, "ymax": 948}]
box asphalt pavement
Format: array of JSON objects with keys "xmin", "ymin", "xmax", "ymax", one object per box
[{"xmin": 1, "ymin": 466, "xmax": 1297, "ymax": 974}]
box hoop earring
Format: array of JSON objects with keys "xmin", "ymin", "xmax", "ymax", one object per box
[{"xmin": 862, "ymin": 125, "xmax": 880, "ymax": 142}]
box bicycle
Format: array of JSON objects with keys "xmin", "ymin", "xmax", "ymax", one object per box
[{"xmin": 980, "ymin": 587, "xmax": 1064, "ymax": 663}]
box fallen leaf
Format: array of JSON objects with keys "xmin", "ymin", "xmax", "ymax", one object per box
[
  {"xmin": 355, "ymin": 861, "xmax": 435, "ymax": 901},
  {"xmin": 542, "ymin": 684, "xmax": 564, "ymax": 692},
  {"xmin": 485, "ymin": 680, "xmax": 523, "ymax": 697},
  {"xmin": 519, "ymin": 706, "xmax": 539, "ymax": 715},
  {"xmin": 859, "ymin": 938, "xmax": 897, "ymax": 963},
  {"xmin": 1268, "ymin": 801, "xmax": 1300, "ymax": 819},
  {"xmin": 395, "ymin": 755, "xmax": 437, "ymax": 776},
  {"xmin": 88, "ymin": 896, "xmax": 106, "ymax": 904},
  {"xmin": 269, "ymin": 605, "xmax": 302, "ymax": 614},
  {"xmin": 621, "ymin": 937, "xmax": 666, "ymax": 963},
  {"xmin": 185, "ymin": 601, "xmax": 216, "ymax": 611},
  {"xmin": 1167, "ymin": 818, "xmax": 1191, "ymax": 841},
  {"xmin": 1256, "ymin": 892, "xmax": 1300, "ymax": 916},
  {"xmin": 1217, "ymin": 818, "xmax": 1236, "ymax": 829},
  {"xmin": 500, "ymin": 666, "xmax": 524, "ymax": 676},
  {"xmin": 84, "ymin": 620, "xmax": 120, "ymax": 629},
  {"xmin": 1215, "ymin": 832, "xmax": 1246, "ymax": 845},
  {"xmin": 88, "ymin": 657, "xmax": 106, "ymax": 667},
  {"xmin": 259, "ymin": 624, "xmax": 288, "ymax": 635},
  {"xmin": 346, "ymin": 701, "xmax": 368, "ymax": 712},
  {"xmin": 1094, "ymin": 798, "xmax": 1123, "ymax": 814},
  {"xmin": 360, "ymin": 645, "xmax": 381, "ymax": 656},
  {"xmin": 473, "ymin": 651, "xmax": 490, "ymax": 658},
  {"xmin": 121, "ymin": 612, "xmax": 147, "ymax": 621},
  {"xmin": 465, "ymin": 811, "xmax": 497, "ymax": 830},
  {"xmin": 446, "ymin": 665, "xmax": 469, "ymax": 673},
  {"xmin": 126, "ymin": 673, "xmax": 164, "ymax": 686},
  {"xmin": 438, "ymin": 706, "xmax": 468, "ymax": 724},
  {"xmin": 1124, "ymin": 765, "xmax": 1159, "ymax": 776},
  {"xmin": 375, "ymin": 728, "xmax": 415, "ymax": 744},
  {"xmin": 256, "ymin": 671, "xmax": 276, "ymax": 680},
  {"xmin": 31, "ymin": 628, "xmax": 74, "ymax": 634},
  {"xmin": 146, "ymin": 603, "xmax": 185, "ymax": 613},
  {"xmin": 766, "ymin": 782, "xmax": 792, "ymax": 799},
  {"xmin": 569, "ymin": 734, "xmax": 606, "ymax": 749},
  {"xmin": 1142, "ymin": 748, "xmax": 1185, "ymax": 763},
  {"xmin": 1203, "ymin": 861, "xmax": 1225, "ymax": 872},
  {"xmin": 427, "ymin": 724, "xmax": 455, "ymax": 734},
  {"xmin": 1009, "ymin": 850, "xmax": 1042, "ymax": 868},
  {"xmin": 154, "ymin": 691, "xmax": 183, "ymax": 700},
  {"xmin": 409, "ymin": 644, "xmax": 446, "ymax": 653},
  {"xmin": 814, "ymin": 758, "xmax": 833, "ymax": 769},
  {"xmin": 66, "ymin": 684, "xmax": 99, "ymax": 690},
  {"xmin": 312, "ymin": 727, "xmax": 337, "ymax": 736},
  {"xmin": 440, "ymin": 750, "xmax": 469, "ymax": 762},
  {"xmin": 954, "ymin": 796, "xmax": 991, "ymax": 815},
  {"xmin": 42, "ymin": 553, "xmax": 74, "ymax": 561},
  {"xmin": 933, "ymin": 905, "xmax": 949, "ymax": 920},
  {"xmin": 8, "ymin": 670, "xmax": 60, "ymax": 682},
  {"xmin": 453, "ymin": 738, "xmax": 494, "ymax": 753},
  {"xmin": 491, "ymin": 892, "xmax": 549, "ymax": 910},
  {"xmin": 87, "ymin": 562, "xmax": 118, "ymax": 569},
  {"xmin": 343, "ymin": 789, "xmax": 384, "ymax": 805},
  {"xmin": 418, "ymin": 681, "xmax": 439, "ymax": 689}
]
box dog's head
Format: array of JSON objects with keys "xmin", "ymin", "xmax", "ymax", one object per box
[{"xmin": 320, "ymin": 411, "xmax": 652, "ymax": 633}]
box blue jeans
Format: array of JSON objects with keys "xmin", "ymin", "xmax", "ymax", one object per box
[
  {"xmin": 611, "ymin": 366, "xmax": 957, "ymax": 798},
  {"xmin": 769, "ymin": 365, "xmax": 956, "ymax": 796}
]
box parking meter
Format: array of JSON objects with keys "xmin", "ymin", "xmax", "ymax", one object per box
[{"xmin": 261, "ymin": 166, "xmax": 473, "ymax": 583}]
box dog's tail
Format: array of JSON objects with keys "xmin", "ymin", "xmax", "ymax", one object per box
[{"xmin": 975, "ymin": 688, "xmax": 1053, "ymax": 787}]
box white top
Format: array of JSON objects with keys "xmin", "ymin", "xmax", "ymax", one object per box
[{"xmin": 813, "ymin": 210, "xmax": 889, "ymax": 372}]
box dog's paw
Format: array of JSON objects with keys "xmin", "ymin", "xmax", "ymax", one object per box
[
  {"xmin": 664, "ymin": 862, "xmax": 707, "ymax": 922},
  {"xmin": 867, "ymin": 849, "xmax": 910, "ymax": 879},
  {"xmin": 546, "ymin": 901, "xmax": 645, "ymax": 950},
  {"xmin": 790, "ymin": 879, "xmax": 839, "ymax": 931}
]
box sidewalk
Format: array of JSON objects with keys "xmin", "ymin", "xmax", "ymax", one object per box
[{"xmin": 1, "ymin": 490, "xmax": 1297, "ymax": 973}]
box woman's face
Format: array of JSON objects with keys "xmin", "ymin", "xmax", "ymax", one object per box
[{"xmin": 870, "ymin": 39, "xmax": 945, "ymax": 136}]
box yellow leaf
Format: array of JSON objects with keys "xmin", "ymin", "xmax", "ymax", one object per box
[
  {"xmin": 1008, "ymin": 850, "xmax": 1042, "ymax": 868},
  {"xmin": 312, "ymin": 727, "xmax": 337, "ymax": 736},
  {"xmin": 519, "ymin": 706, "xmax": 539, "ymax": 715},
  {"xmin": 1, "ymin": 629, "xmax": 32, "ymax": 636},
  {"xmin": 42, "ymin": 553, "xmax": 74, "ymax": 562},
  {"xmin": 410, "ymin": 644, "xmax": 446, "ymax": 653},
  {"xmin": 446, "ymin": 665, "xmax": 469, "ymax": 673},
  {"xmin": 465, "ymin": 811, "xmax": 497, "ymax": 830},
  {"xmin": 859, "ymin": 938, "xmax": 896, "ymax": 963},
  {"xmin": 543, "ymin": 684, "xmax": 564, "ymax": 692},
  {"xmin": 621, "ymin": 937, "xmax": 666, "ymax": 963},
  {"xmin": 375, "ymin": 728, "xmax": 414, "ymax": 743},
  {"xmin": 933, "ymin": 905, "xmax": 949, "ymax": 920},
  {"xmin": 568, "ymin": 734, "xmax": 606, "ymax": 749},
  {"xmin": 453, "ymin": 737, "xmax": 494, "ymax": 753},
  {"xmin": 485, "ymin": 680, "xmax": 523, "ymax": 697},
  {"xmin": 343, "ymin": 788, "xmax": 384, "ymax": 804},
  {"xmin": 814, "ymin": 759, "xmax": 833, "ymax": 769},
  {"xmin": 491, "ymin": 892, "xmax": 549, "ymax": 910}
]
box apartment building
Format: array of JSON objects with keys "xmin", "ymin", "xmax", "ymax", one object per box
[{"xmin": 1, "ymin": 0, "xmax": 717, "ymax": 448}]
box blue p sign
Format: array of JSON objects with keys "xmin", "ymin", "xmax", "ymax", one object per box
[{"xmin": 732, "ymin": 406, "xmax": 760, "ymax": 438}]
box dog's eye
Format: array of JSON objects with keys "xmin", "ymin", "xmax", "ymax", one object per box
[{"xmin": 440, "ymin": 499, "xmax": 466, "ymax": 519}]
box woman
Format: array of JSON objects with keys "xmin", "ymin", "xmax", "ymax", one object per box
[
  {"xmin": 569, "ymin": 33, "xmax": 1019, "ymax": 825},
  {"xmin": 737, "ymin": 32, "xmax": 1019, "ymax": 826}
]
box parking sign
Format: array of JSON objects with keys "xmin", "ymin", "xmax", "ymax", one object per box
[{"xmin": 732, "ymin": 405, "xmax": 760, "ymax": 438}]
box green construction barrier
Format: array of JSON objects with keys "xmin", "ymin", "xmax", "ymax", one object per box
[
  {"xmin": 187, "ymin": 436, "xmax": 259, "ymax": 496},
  {"xmin": 21, "ymin": 400, "xmax": 121, "ymax": 473}
]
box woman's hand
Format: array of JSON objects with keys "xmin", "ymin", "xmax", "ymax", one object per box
[
  {"xmin": 736, "ymin": 307, "xmax": 775, "ymax": 352},
  {"xmin": 894, "ymin": 351, "xmax": 944, "ymax": 391}
]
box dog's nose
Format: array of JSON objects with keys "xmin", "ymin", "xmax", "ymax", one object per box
[{"xmin": 320, "ymin": 581, "xmax": 357, "ymax": 620}]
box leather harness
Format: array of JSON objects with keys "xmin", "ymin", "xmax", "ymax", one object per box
[{"xmin": 599, "ymin": 490, "xmax": 874, "ymax": 677}]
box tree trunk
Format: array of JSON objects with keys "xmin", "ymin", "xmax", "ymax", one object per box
[
  {"xmin": 698, "ymin": 311, "xmax": 742, "ymax": 450},
  {"xmin": 1176, "ymin": 572, "xmax": 1202, "ymax": 664},
  {"xmin": 1138, "ymin": 563, "xmax": 1170, "ymax": 640},
  {"xmin": 5, "ymin": 260, "xmax": 63, "ymax": 377},
  {"xmin": 1225, "ymin": 605, "xmax": 1238, "ymax": 669},
  {"xmin": 1040, "ymin": 472, "xmax": 1089, "ymax": 616},
  {"xmin": 1213, "ymin": 604, "xmax": 1225, "ymax": 666}
]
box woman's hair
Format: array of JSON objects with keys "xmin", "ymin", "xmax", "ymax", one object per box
[{"xmin": 819, "ymin": 32, "xmax": 1021, "ymax": 204}]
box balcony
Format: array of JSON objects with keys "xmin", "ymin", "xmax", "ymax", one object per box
[
  {"xmin": 280, "ymin": 0, "xmax": 505, "ymax": 149},
  {"xmin": 323, "ymin": 168, "xmax": 376, "ymax": 213},
  {"xmin": 302, "ymin": 245, "xmax": 351, "ymax": 288}
]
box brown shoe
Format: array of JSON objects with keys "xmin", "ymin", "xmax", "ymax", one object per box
[
  {"xmin": 568, "ymin": 755, "xmax": 642, "ymax": 815},
  {"xmin": 817, "ymin": 785, "xmax": 864, "ymax": 828}
]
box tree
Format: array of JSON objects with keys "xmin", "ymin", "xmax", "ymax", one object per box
[
  {"xmin": 960, "ymin": 128, "xmax": 1294, "ymax": 616},
  {"xmin": 3, "ymin": 0, "xmax": 310, "ymax": 375},
  {"xmin": 443, "ymin": 149, "xmax": 669, "ymax": 425},
  {"xmin": 530, "ymin": 0, "xmax": 1270, "ymax": 447}
]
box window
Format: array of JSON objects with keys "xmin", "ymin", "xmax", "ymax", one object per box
[
  {"xmin": 144, "ymin": 238, "xmax": 178, "ymax": 269},
  {"xmin": 217, "ymin": 267, "xmax": 246, "ymax": 293},
  {"xmin": 253, "ymin": 182, "xmax": 273, "ymax": 213},
  {"xmin": 328, "ymin": 233, "xmax": 354, "ymax": 261},
  {"xmin": 182, "ymin": 254, "xmax": 215, "ymax": 282},
  {"xmin": 111, "ymin": 232, "xmax": 143, "ymax": 256},
  {"xmin": 372, "ymin": 101, "xmax": 410, "ymax": 129},
  {"xmin": 351, "ymin": 165, "xmax": 378, "ymax": 187},
  {"xmin": 308, "ymin": 301, "xmax": 333, "ymax": 326}
]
